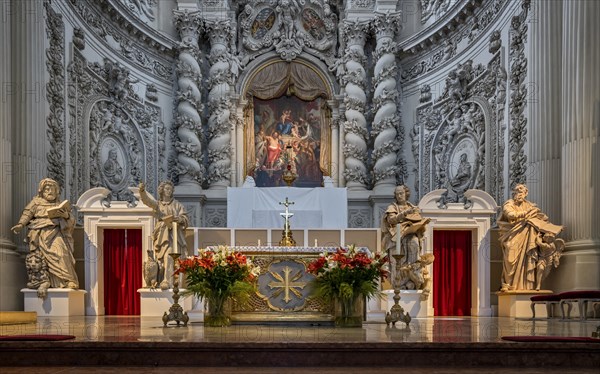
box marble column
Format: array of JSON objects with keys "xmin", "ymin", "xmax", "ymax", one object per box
[
  {"xmin": 3, "ymin": 0, "xmax": 49, "ymax": 309},
  {"xmin": 527, "ymin": 0, "xmax": 563, "ymax": 221},
  {"xmin": 205, "ymin": 19, "xmax": 234, "ymax": 190},
  {"xmin": 173, "ymin": 10, "xmax": 204, "ymax": 190},
  {"xmin": 0, "ymin": 0, "xmax": 20, "ymax": 311},
  {"xmin": 371, "ymin": 12, "xmax": 402, "ymax": 193},
  {"xmin": 560, "ymin": 0, "xmax": 600, "ymax": 290},
  {"xmin": 340, "ymin": 20, "xmax": 370, "ymax": 191}
]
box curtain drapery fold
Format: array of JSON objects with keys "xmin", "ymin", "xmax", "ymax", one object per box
[
  {"xmin": 103, "ymin": 229, "xmax": 142, "ymax": 315},
  {"xmin": 433, "ymin": 230, "xmax": 472, "ymax": 316}
]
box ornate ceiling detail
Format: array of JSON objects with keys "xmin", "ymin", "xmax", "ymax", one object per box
[
  {"xmin": 67, "ymin": 0, "xmax": 175, "ymax": 82},
  {"xmin": 420, "ymin": 0, "xmax": 452, "ymax": 23},
  {"xmin": 401, "ymin": 0, "xmax": 508, "ymax": 83},
  {"xmin": 117, "ymin": 0, "xmax": 156, "ymax": 22}
]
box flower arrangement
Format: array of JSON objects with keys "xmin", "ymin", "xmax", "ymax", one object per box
[
  {"xmin": 307, "ymin": 245, "xmax": 388, "ymax": 327},
  {"xmin": 176, "ymin": 245, "xmax": 260, "ymax": 326}
]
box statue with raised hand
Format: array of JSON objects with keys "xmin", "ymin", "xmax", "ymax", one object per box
[{"xmin": 139, "ymin": 181, "xmax": 189, "ymax": 290}]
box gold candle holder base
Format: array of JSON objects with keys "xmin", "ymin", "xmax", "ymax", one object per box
[{"xmin": 162, "ymin": 253, "xmax": 189, "ymax": 327}]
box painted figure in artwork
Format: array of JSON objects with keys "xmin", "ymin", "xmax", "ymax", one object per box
[
  {"xmin": 12, "ymin": 178, "xmax": 79, "ymax": 298},
  {"xmin": 139, "ymin": 181, "xmax": 189, "ymax": 290}
]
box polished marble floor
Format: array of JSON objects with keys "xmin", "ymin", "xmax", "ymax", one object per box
[
  {"xmin": 1, "ymin": 316, "xmax": 599, "ymax": 371},
  {"xmin": 1, "ymin": 315, "xmax": 599, "ymax": 343}
]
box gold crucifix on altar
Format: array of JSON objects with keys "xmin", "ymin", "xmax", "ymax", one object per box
[{"xmin": 278, "ymin": 197, "xmax": 296, "ymax": 247}]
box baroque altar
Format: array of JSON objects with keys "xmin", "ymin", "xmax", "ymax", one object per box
[{"xmin": 226, "ymin": 246, "xmax": 343, "ymax": 323}]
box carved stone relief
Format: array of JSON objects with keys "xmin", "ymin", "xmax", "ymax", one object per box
[
  {"xmin": 348, "ymin": 208, "xmax": 372, "ymax": 229},
  {"xmin": 412, "ymin": 53, "xmax": 507, "ymax": 205},
  {"xmin": 67, "ymin": 52, "xmax": 163, "ymax": 206},
  {"xmin": 508, "ymin": 1, "xmax": 530, "ymax": 188},
  {"xmin": 237, "ymin": 0, "xmax": 338, "ymax": 66},
  {"xmin": 204, "ymin": 207, "xmax": 227, "ymax": 228},
  {"xmin": 118, "ymin": 0, "xmax": 156, "ymax": 22},
  {"xmin": 45, "ymin": 3, "xmax": 66, "ymax": 189},
  {"xmin": 420, "ymin": 0, "xmax": 452, "ymax": 23}
]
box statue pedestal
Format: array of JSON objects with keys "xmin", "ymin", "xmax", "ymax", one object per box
[
  {"xmin": 497, "ymin": 290, "xmax": 553, "ymax": 318},
  {"xmin": 22, "ymin": 288, "xmax": 86, "ymax": 316},
  {"xmin": 383, "ymin": 289, "xmax": 430, "ymax": 318},
  {"xmin": 138, "ymin": 288, "xmax": 192, "ymax": 317}
]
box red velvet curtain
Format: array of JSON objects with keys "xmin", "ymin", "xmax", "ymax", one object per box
[
  {"xmin": 433, "ymin": 230, "xmax": 472, "ymax": 316},
  {"xmin": 103, "ymin": 229, "xmax": 142, "ymax": 315}
]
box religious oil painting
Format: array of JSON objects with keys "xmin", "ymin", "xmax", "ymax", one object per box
[{"xmin": 252, "ymin": 96, "xmax": 324, "ymax": 188}]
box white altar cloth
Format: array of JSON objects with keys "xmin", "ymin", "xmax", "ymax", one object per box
[{"xmin": 227, "ymin": 187, "xmax": 348, "ymax": 228}]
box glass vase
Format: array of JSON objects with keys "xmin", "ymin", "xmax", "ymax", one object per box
[
  {"xmin": 334, "ymin": 295, "xmax": 364, "ymax": 327},
  {"xmin": 204, "ymin": 293, "xmax": 231, "ymax": 327}
]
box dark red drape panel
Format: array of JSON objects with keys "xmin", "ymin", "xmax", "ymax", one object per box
[
  {"xmin": 103, "ymin": 229, "xmax": 142, "ymax": 315},
  {"xmin": 433, "ymin": 230, "xmax": 472, "ymax": 316}
]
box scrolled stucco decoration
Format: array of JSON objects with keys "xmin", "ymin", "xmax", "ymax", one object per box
[
  {"xmin": 205, "ymin": 19, "xmax": 236, "ymax": 189},
  {"xmin": 238, "ymin": 1, "xmax": 337, "ymax": 66},
  {"xmin": 67, "ymin": 0, "xmax": 174, "ymax": 81},
  {"xmin": 402, "ymin": 0, "xmax": 510, "ymax": 83},
  {"xmin": 420, "ymin": 0, "xmax": 451, "ymax": 23},
  {"xmin": 73, "ymin": 27, "xmax": 85, "ymax": 50},
  {"xmin": 339, "ymin": 19, "xmax": 370, "ymax": 189},
  {"xmin": 352, "ymin": 0, "xmax": 374, "ymax": 8},
  {"xmin": 67, "ymin": 53, "xmax": 161, "ymax": 205},
  {"xmin": 420, "ymin": 84, "xmax": 432, "ymax": 103},
  {"xmin": 489, "ymin": 30, "xmax": 502, "ymax": 54},
  {"xmin": 412, "ymin": 55, "xmax": 505, "ymax": 204},
  {"xmin": 118, "ymin": 0, "xmax": 156, "ymax": 22},
  {"xmin": 372, "ymin": 12, "xmax": 403, "ymax": 190},
  {"xmin": 348, "ymin": 208, "xmax": 372, "ymax": 229},
  {"xmin": 173, "ymin": 10, "xmax": 205, "ymax": 186},
  {"xmin": 205, "ymin": 208, "xmax": 227, "ymax": 228},
  {"xmin": 45, "ymin": 2, "xmax": 66, "ymax": 189},
  {"xmin": 508, "ymin": 0, "xmax": 530, "ymax": 189}
]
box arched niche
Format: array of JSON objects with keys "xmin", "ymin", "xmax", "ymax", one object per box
[{"xmin": 238, "ymin": 57, "xmax": 336, "ymax": 188}]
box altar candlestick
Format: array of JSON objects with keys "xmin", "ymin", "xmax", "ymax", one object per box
[
  {"xmin": 314, "ymin": 239, "xmax": 318, "ymax": 247},
  {"xmin": 258, "ymin": 239, "xmax": 261, "ymax": 247}
]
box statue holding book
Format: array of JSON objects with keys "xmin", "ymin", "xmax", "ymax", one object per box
[
  {"xmin": 139, "ymin": 181, "xmax": 189, "ymax": 290},
  {"xmin": 11, "ymin": 178, "xmax": 79, "ymax": 297},
  {"xmin": 498, "ymin": 184, "xmax": 563, "ymax": 292}
]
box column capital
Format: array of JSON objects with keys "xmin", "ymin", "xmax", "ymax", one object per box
[{"xmin": 174, "ymin": 10, "xmax": 203, "ymax": 45}]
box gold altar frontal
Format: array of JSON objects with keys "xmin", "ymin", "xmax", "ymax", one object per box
[{"xmin": 230, "ymin": 246, "xmax": 334, "ymax": 324}]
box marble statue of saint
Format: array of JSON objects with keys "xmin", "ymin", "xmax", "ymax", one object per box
[
  {"xmin": 139, "ymin": 181, "xmax": 189, "ymax": 290},
  {"xmin": 498, "ymin": 184, "xmax": 563, "ymax": 292},
  {"xmin": 12, "ymin": 178, "xmax": 79, "ymax": 297},
  {"xmin": 381, "ymin": 185, "xmax": 431, "ymax": 290}
]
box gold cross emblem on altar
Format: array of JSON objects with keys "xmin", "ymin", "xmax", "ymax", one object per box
[{"xmin": 268, "ymin": 266, "xmax": 306, "ymax": 303}]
